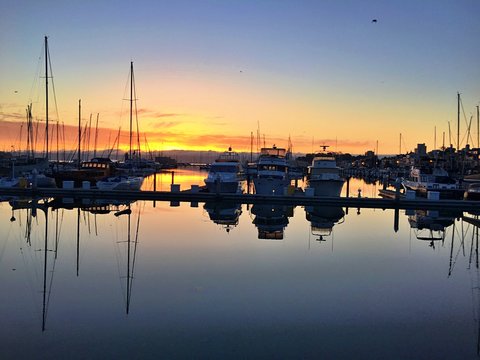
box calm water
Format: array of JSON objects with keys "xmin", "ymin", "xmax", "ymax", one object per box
[{"xmin": 1, "ymin": 169, "xmax": 479, "ymax": 359}]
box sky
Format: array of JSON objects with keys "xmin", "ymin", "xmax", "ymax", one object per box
[{"xmin": 1, "ymin": 0, "xmax": 480, "ymax": 155}]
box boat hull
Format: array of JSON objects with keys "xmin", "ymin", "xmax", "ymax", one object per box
[
  {"xmin": 205, "ymin": 179, "xmax": 242, "ymax": 193},
  {"xmin": 253, "ymin": 177, "xmax": 290, "ymax": 195},
  {"xmin": 306, "ymin": 179, "xmax": 345, "ymax": 197}
]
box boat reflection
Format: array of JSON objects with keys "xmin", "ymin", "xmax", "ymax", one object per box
[
  {"xmin": 406, "ymin": 209, "xmax": 459, "ymax": 248},
  {"xmin": 305, "ymin": 205, "xmax": 345, "ymax": 242},
  {"xmin": 204, "ymin": 201, "xmax": 242, "ymax": 233},
  {"xmin": 251, "ymin": 203, "xmax": 294, "ymax": 240}
]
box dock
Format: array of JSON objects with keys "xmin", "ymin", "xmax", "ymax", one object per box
[{"xmin": 1, "ymin": 187, "xmax": 479, "ymax": 211}]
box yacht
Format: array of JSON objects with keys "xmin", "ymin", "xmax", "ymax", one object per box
[
  {"xmin": 204, "ymin": 148, "xmax": 244, "ymax": 193},
  {"xmin": 402, "ymin": 166, "xmax": 462, "ymax": 199},
  {"xmin": 306, "ymin": 154, "xmax": 345, "ymax": 197},
  {"xmin": 253, "ymin": 146, "xmax": 290, "ymax": 195}
]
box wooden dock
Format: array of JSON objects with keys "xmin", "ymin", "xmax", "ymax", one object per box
[{"xmin": 0, "ymin": 187, "xmax": 479, "ymax": 211}]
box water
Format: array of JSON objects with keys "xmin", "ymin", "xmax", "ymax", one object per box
[{"xmin": 1, "ymin": 169, "xmax": 479, "ymax": 359}]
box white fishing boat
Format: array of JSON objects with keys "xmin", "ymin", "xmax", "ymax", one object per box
[
  {"xmin": 204, "ymin": 148, "xmax": 244, "ymax": 193},
  {"xmin": 253, "ymin": 146, "xmax": 290, "ymax": 195},
  {"xmin": 306, "ymin": 153, "xmax": 345, "ymax": 197},
  {"xmin": 96, "ymin": 176, "xmax": 144, "ymax": 191}
]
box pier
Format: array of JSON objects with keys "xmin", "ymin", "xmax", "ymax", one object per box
[{"xmin": 1, "ymin": 187, "xmax": 479, "ymax": 211}]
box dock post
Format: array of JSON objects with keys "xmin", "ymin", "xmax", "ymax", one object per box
[
  {"xmin": 171, "ymin": 171, "xmax": 175, "ymax": 185},
  {"xmin": 346, "ymin": 176, "xmax": 350, "ymax": 197},
  {"xmin": 394, "ymin": 207, "xmax": 399, "ymax": 232},
  {"xmin": 394, "ymin": 177, "xmax": 402, "ymax": 201}
]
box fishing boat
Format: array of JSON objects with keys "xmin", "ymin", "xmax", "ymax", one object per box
[
  {"xmin": 96, "ymin": 175, "xmax": 144, "ymax": 191},
  {"xmin": 253, "ymin": 145, "xmax": 290, "ymax": 195},
  {"xmin": 53, "ymin": 157, "xmax": 116, "ymax": 187},
  {"xmin": 306, "ymin": 150, "xmax": 345, "ymax": 197},
  {"xmin": 204, "ymin": 147, "xmax": 244, "ymax": 193}
]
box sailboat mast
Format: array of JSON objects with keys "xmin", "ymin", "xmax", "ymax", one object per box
[
  {"xmin": 457, "ymin": 92, "xmax": 460, "ymax": 151},
  {"xmin": 78, "ymin": 100, "xmax": 81, "ymax": 169},
  {"xmin": 477, "ymin": 105, "xmax": 479, "ymax": 149},
  {"xmin": 129, "ymin": 61, "xmax": 133, "ymax": 161},
  {"xmin": 45, "ymin": 36, "xmax": 49, "ymax": 161},
  {"xmin": 94, "ymin": 113, "xmax": 99, "ymax": 158}
]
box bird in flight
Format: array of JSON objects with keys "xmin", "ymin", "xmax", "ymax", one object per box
[{"xmin": 372, "ymin": 19, "xmax": 377, "ymax": 23}]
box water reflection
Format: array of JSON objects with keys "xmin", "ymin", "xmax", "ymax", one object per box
[
  {"xmin": 203, "ymin": 202, "xmax": 242, "ymax": 233},
  {"xmin": 406, "ymin": 209, "xmax": 459, "ymax": 249},
  {"xmin": 305, "ymin": 205, "xmax": 345, "ymax": 242},
  {"xmin": 3, "ymin": 189, "xmax": 480, "ymax": 358},
  {"xmin": 251, "ymin": 204, "xmax": 294, "ymax": 240}
]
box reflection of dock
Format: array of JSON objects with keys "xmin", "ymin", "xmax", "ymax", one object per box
[{"xmin": 1, "ymin": 187, "xmax": 479, "ymax": 211}]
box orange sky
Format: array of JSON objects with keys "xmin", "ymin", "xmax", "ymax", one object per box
[{"xmin": 1, "ymin": 1, "xmax": 479, "ymax": 155}]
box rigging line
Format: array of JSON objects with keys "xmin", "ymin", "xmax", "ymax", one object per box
[
  {"xmin": 47, "ymin": 45, "xmax": 62, "ymax": 142},
  {"xmin": 28, "ymin": 44, "xmax": 44, "ymax": 104},
  {"xmin": 133, "ymin": 70, "xmax": 141, "ymax": 159}
]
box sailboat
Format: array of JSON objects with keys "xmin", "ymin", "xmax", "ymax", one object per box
[{"xmin": 97, "ymin": 62, "xmax": 144, "ymax": 190}]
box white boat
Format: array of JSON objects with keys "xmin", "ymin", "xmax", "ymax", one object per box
[
  {"xmin": 204, "ymin": 148, "xmax": 244, "ymax": 193},
  {"xmin": 402, "ymin": 166, "xmax": 462, "ymax": 198},
  {"xmin": 306, "ymin": 155, "xmax": 345, "ymax": 197},
  {"xmin": 253, "ymin": 146, "xmax": 290, "ymax": 195},
  {"xmin": 96, "ymin": 176, "xmax": 144, "ymax": 191}
]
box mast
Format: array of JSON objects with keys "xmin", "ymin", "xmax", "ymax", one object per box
[
  {"xmin": 78, "ymin": 100, "xmax": 81, "ymax": 169},
  {"xmin": 45, "ymin": 36, "xmax": 49, "ymax": 161},
  {"xmin": 477, "ymin": 105, "xmax": 479, "ymax": 149},
  {"xmin": 457, "ymin": 92, "xmax": 460, "ymax": 151},
  {"xmin": 399, "ymin": 133, "xmax": 401, "ymax": 154},
  {"xmin": 94, "ymin": 113, "xmax": 99, "ymax": 158},
  {"xmin": 129, "ymin": 61, "xmax": 133, "ymax": 161}
]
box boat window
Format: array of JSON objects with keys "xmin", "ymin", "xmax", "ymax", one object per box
[
  {"xmin": 210, "ymin": 165, "xmax": 237, "ymax": 173},
  {"xmin": 258, "ymin": 165, "xmax": 286, "ymax": 172}
]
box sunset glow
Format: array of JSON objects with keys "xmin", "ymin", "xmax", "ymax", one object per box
[{"xmin": 1, "ymin": 1, "xmax": 479, "ymax": 155}]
